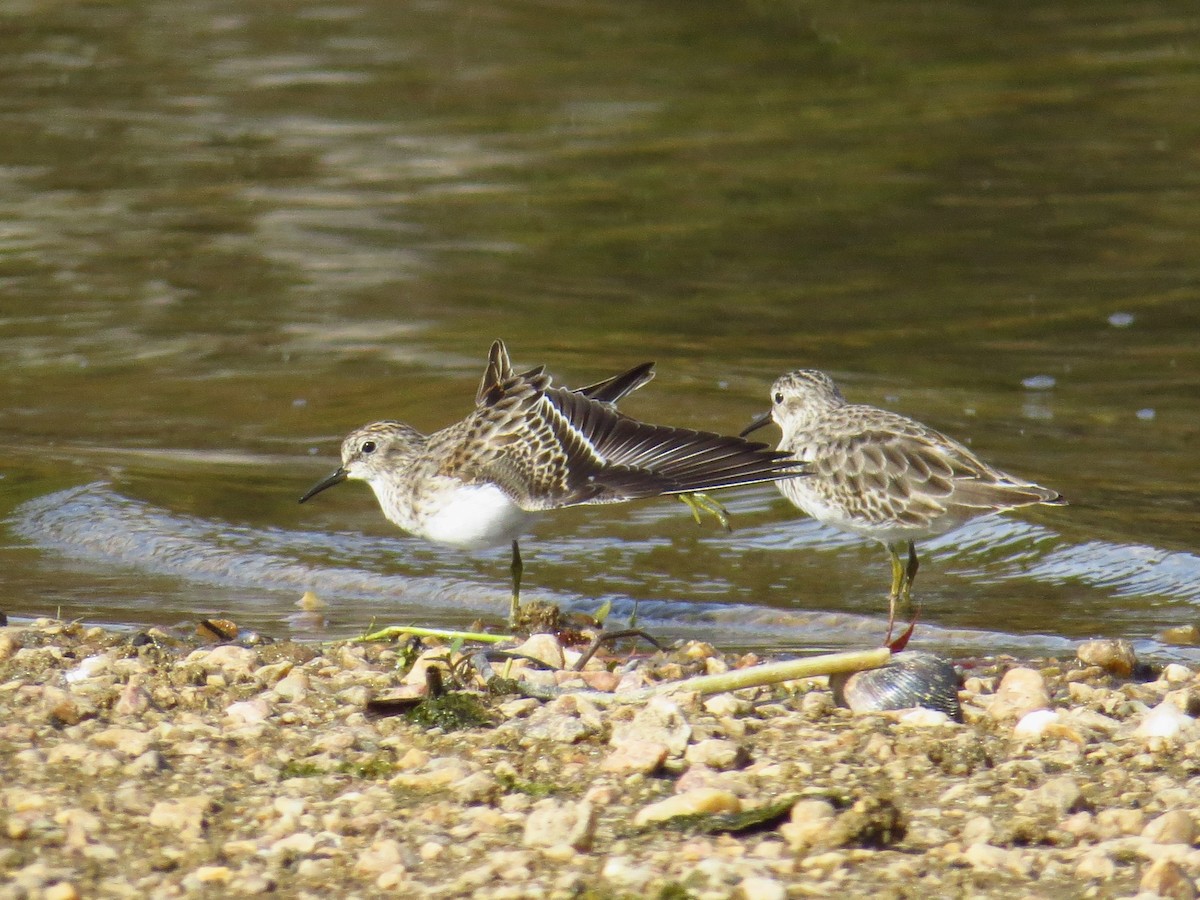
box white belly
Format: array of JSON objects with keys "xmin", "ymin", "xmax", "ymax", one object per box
[{"xmin": 417, "ymin": 483, "xmax": 532, "ymax": 550}]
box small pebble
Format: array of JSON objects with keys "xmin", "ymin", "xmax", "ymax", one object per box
[
  {"xmin": 684, "ymin": 739, "xmax": 747, "ymax": 771},
  {"xmin": 1142, "ymin": 810, "xmax": 1196, "ymax": 845},
  {"xmin": 780, "ymin": 799, "xmax": 836, "ymax": 850},
  {"xmin": 523, "ymin": 800, "xmax": 597, "ymax": 852},
  {"xmin": 601, "ymin": 740, "xmax": 668, "ymax": 776},
  {"xmin": 610, "ymin": 697, "xmax": 692, "ymax": 756},
  {"xmin": 1158, "ymin": 626, "xmax": 1200, "ymax": 647},
  {"xmin": 1134, "ymin": 700, "xmax": 1199, "ymax": 742},
  {"xmin": 737, "ymin": 876, "xmax": 788, "ymax": 900},
  {"xmin": 1077, "ymin": 639, "xmax": 1137, "ymax": 677},
  {"xmin": 1140, "ymin": 858, "xmax": 1196, "ymax": 899},
  {"xmin": 989, "ymin": 667, "xmax": 1052, "ymax": 721},
  {"xmin": 632, "ymin": 789, "xmax": 741, "ymax": 827}
]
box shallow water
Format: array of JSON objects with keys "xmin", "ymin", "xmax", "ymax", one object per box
[{"xmin": 2, "ymin": 0, "xmax": 1198, "ymax": 658}]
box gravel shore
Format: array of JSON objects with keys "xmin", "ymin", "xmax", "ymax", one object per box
[{"xmin": 3, "ymin": 617, "xmax": 1200, "ymax": 899}]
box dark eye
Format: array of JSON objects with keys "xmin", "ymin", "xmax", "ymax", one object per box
[
  {"xmin": 773, "ymin": 391, "xmax": 784, "ymax": 404},
  {"xmin": 361, "ymin": 440, "xmax": 376, "ymax": 454}
]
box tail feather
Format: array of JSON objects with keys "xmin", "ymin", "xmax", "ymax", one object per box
[{"xmin": 951, "ymin": 478, "xmax": 1065, "ymax": 511}]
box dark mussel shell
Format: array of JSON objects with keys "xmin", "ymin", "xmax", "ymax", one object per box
[{"xmin": 830, "ymin": 651, "xmax": 962, "ymax": 721}]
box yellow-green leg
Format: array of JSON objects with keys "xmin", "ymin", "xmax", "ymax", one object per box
[
  {"xmin": 888, "ymin": 542, "xmax": 921, "ymax": 648},
  {"xmin": 509, "ymin": 540, "xmax": 523, "ymax": 623},
  {"xmin": 903, "ymin": 541, "xmax": 919, "ymax": 605},
  {"xmin": 885, "ymin": 540, "xmax": 920, "ymax": 648},
  {"xmin": 886, "ymin": 544, "xmax": 905, "ymax": 643},
  {"xmin": 678, "ymin": 492, "xmax": 732, "ymax": 531}
]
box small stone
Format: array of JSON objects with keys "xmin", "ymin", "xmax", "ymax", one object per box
[
  {"xmin": 520, "ymin": 708, "xmax": 589, "ymax": 744},
  {"xmin": 185, "ymin": 645, "xmax": 259, "ymax": 680},
  {"xmin": 1077, "ymin": 639, "xmax": 1137, "ymax": 677},
  {"xmin": 1166, "ymin": 688, "xmax": 1200, "ymax": 716},
  {"xmin": 42, "ymin": 687, "xmax": 87, "ymax": 726},
  {"xmin": 1013, "ymin": 708, "xmax": 1061, "ymax": 740},
  {"xmin": 148, "ymin": 796, "xmax": 213, "ymax": 839},
  {"xmin": 511, "ymin": 633, "xmax": 565, "ymax": 669},
  {"xmin": 124, "ymin": 750, "xmax": 167, "ymax": 775},
  {"xmin": 498, "ymin": 698, "xmax": 541, "ymax": 719},
  {"xmin": 356, "ymin": 839, "xmax": 404, "ymax": 876},
  {"xmin": 820, "ymin": 796, "xmax": 907, "ymax": 849},
  {"xmin": 225, "ymin": 698, "xmax": 271, "ymax": 726},
  {"xmin": 684, "ymin": 739, "xmax": 747, "ymax": 771},
  {"xmin": 1096, "ymin": 808, "xmax": 1146, "ymax": 838},
  {"xmin": 64, "ymin": 655, "xmax": 109, "ymax": 683},
  {"xmin": 400, "ymin": 649, "xmax": 450, "ymax": 688},
  {"xmin": 780, "ymin": 799, "xmax": 836, "ymax": 850},
  {"xmin": 964, "ymin": 842, "xmax": 1027, "ymax": 875},
  {"xmin": 1140, "ymin": 858, "xmax": 1196, "ymax": 899},
  {"xmin": 254, "ymin": 660, "xmax": 293, "ymax": 686},
  {"xmin": 988, "ymin": 668, "xmax": 1052, "ymax": 721},
  {"xmin": 897, "ymin": 708, "xmax": 953, "ymax": 727},
  {"xmin": 737, "ymin": 876, "xmax": 788, "ymax": 900},
  {"xmin": 961, "ymin": 816, "xmax": 995, "ymax": 846},
  {"xmin": 800, "ymin": 691, "xmax": 835, "ymax": 717},
  {"xmin": 1027, "ymin": 777, "xmax": 1085, "ymax": 816},
  {"xmin": 611, "ymin": 697, "xmax": 691, "ymax": 756},
  {"xmin": 42, "ymin": 884, "xmax": 80, "ymax": 900},
  {"xmin": 451, "ymin": 771, "xmax": 498, "ymax": 804},
  {"xmin": 1075, "ymin": 850, "xmax": 1116, "ymax": 881},
  {"xmin": 1158, "ymin": 626, "xmax": 1200, "ymax": 647},
  {"xmin": 273, "ymin": 671, "xmax": 310, "ymax": 702},
  {"xmin": 6, "ymin": 818, "xmax": 29, "ymax": 839},
  {"xmin": 703, "ymin": 694, "xmax": 752, "ymax": 717},
  {"xmin": 113, "ymin": 680, "xmax": 152, "ymax": 717},
  {"xmin": 1142, "ymin": 810, "xmax": 1196, "ymax": 845},
  {"xmin": 192, "ymin": 866, "xmax": 233, "ymax": 884},
  {"xmin": 601, "ymin": 855, "xmax": 655, "ymax": 890},
  {"xmin": 1134, "ymin": 700, "xmax": 1199, "ymax": 742},
  {"xmin": 1161, "ymin": 664, "xmax": 1193, "ymax": 685},
  {"xmin": 633, "ymin": 788, "xmax": 741, "ymax": 827},
  {"xmin": 600, "ymin": 740, "xmax": 668, "ymax": 775},
  {"xmin": 89, "ymin": 727, "xmax": 154, "ymax": 758},
  {"xmin": 395, "ymin": 748, "xmax": 430, "ymax": 770},
  {"xmin": 390, "ymin": 758, "xmax": 474, "ymax": 790},
  {"xmin": 575, "ymin": 670, "xmax": 621, "ymax": 692},
  {"xmin": 270, "ymin": 832, "xmax": 316, "ymax": 857},
  {"xmin": 0, "ymin": 631, "xmax": 21, "ymax": 661},
  {"xmin": 523, "ymin": 800, "xmax": 596, "ymax": 851}
]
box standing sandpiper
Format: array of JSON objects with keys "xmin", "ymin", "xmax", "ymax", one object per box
[
  {"xmin": 301, "ymin": 340, "xmax": 805, "ymax": 621},
  {"xmin": 742, "ymin": 369, "xmax": 1065, "ymax": 645}
]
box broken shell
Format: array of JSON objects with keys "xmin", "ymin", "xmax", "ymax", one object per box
[{"xmin": 830, "ymin": 652, "xmax": 962, "ymax": 721}]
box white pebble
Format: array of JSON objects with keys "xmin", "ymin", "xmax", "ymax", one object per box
[
  {"xmin": 64, "ymin": 655, "xmax": 109, "ymax": 683},
  {"xmin": 1134, "ymin": 700, "xmax": 1198, "ymax": 742},
  {"xmin": 1013, "ymin": 708, "xmax": 1060, "ymax": 740}
]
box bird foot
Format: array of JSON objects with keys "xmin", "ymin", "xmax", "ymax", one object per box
[{"xmin": 678, "ymin": 492, "xmax": 732, "ymax": 531}]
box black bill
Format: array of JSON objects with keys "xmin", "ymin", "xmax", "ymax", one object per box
[
  {"xmin": 739, "ymin": 412, "xmax": 774, "ymax": 438},
  {"xmin": 299, "ymin": 467, "xmax": 349, "ymax": 503}
]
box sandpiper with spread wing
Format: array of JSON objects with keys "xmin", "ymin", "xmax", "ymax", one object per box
[
  {"xmin": 742, "ymin": 369, "xmax": 1065, "ymax": 646},
  {"xmin": 301, "ymin": 340, "xmax": 806, "ymax": 621}
]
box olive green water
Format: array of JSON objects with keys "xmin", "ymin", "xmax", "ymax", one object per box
[{"xmin": 2, "ymin": 0, "xmax": 1198, "ymax": 657}]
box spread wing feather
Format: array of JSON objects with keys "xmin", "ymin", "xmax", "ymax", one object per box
[{"xmin": 448, "ymin": 340, "xmax": 801, "ymax": 510}]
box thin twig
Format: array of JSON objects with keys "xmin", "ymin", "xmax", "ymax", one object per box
[{"xmin": 353, "ymin": 625, "xmax": 513, "ymax": 645}]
